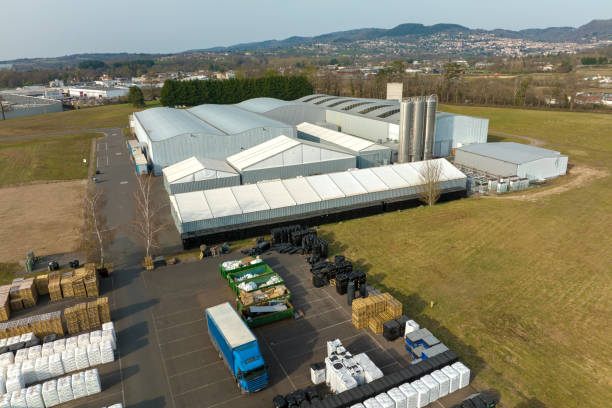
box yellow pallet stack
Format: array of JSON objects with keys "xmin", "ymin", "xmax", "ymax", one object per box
[
  {"xmin": 60, "ymin": 271, "xmax": 74, "ymax": 298},
  {"xmin": 35, "ymin": 274, "xmax": 49, "ymax": 296},
  {"xmin": 351, "ymin": 292, "xmax": 403, "ymax": 334},
  {"xmin": 0, "ymin": 286, "xmax": 10, "ymax": 322},
  {"xmin": 18, "ymin": 278, "xmax": 38, "ymax": 308},
  {"xmin": 84, "ymin": 276, "xmax": 99, "ymax": 297},
  {"xmin": 48, "ymin": 272, "xmax": 62, "ymax": 301},
  {"xmin": 96, "ymin": 297, "xmax": 111, "ymax": 323},
  {"xmin": 87, "ymin": 302, "xmax": 101, "ymax": 329},
  {"xmin": 0, "ymin": 311, "xmax": 64, "ymax": 339}
]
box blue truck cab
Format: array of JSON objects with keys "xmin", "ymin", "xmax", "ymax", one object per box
[{"xmin": 206, "ymin": 302, "xmax": 268, "ymax": 393}]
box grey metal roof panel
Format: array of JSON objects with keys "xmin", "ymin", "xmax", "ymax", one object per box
[
  {"xmin": 457, "ymin": 142, "xmax": 562, "ymax": 164},
  {"xmin": 187, "ymin": 104, "xmax": 291, "ymax": 134},
  {"xmin": 235, "ymin": 97, "xmax": 304, "ymax": 114},
  {"xmin": 134, "ymin": 107, "xmax": 224, "ymax": 141},
  {"xmin": 174, "ymin": 191, "xmax": 212, "ymax": 222},
  {"xmin": 226, "ymin": 135, "xmax": 300, "ymax": 171}
]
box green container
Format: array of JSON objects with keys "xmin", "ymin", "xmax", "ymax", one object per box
[
  {"xmin": 236, "ymin": 287, "xmax": 292, "ymax": 312},
  {"xmin": 227, "ymin": 264, "xmax": 275, "ymax": 288},
  {"xmin": 219, "ymin": 260, "xmax": 265, "ymax": 279},
  {"xmin": 240, "ymin": 299, "xmax": 294, "ymax": 328},
  {"xmin": 232, "ymin": 272, "xmax": 284, "ymax": 296}
]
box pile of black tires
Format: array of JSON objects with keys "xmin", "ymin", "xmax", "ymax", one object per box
[
  {"xmin": 452, "ymin": 392, "xmax": 498, "ymax": 408},
  {"xmin": 273, "ymin": 386, "xmax": 320, "ymax": 408},
  {"xmin": 271, "ymin": 225, "xmax": 329, "ymax": 261}
]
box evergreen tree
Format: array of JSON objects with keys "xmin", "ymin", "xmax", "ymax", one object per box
[{"xmin": 127, "ymin": 86, "xmax": 145, "ymax": 107}]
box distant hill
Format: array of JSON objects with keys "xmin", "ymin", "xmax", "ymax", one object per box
[{"xmin": 200, "ymin": 18, "xmax": 612, "ymax": 51}]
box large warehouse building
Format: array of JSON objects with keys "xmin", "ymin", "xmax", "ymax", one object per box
[
  {"xmin": 170, "ymin": 158, "xmax": 467, "ymax": 247},
  {"xmin": 454, "ymin": 142, "xmax": 568, "ymax": 180},
  {"xmin": 131, "ymin": 105, "xmax": 295, "ymax": 174}
]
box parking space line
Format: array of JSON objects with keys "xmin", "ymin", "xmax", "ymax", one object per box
[
  {"xmin": 65, "ymin": 390, "xmax": 122, "ymax": 407},
  {"xmin": 291, "ymin": 296, "xmax": 332, "ymax": 308},
  {"xmin": 150, "ymin": 309, "xmax": 177, "ymax": 408},
  {"xmin": 267, "ymin": 316, "xmax": 349, "ymax": 347},
  {"xmin": 258, "ymin": 329, "xmax": 297, "ymax": 391},
  {"xmin": 163, "ymin": 345, "xmax": 213, "ymax": 362},
  {"xmin": 173, "ymin": 376, "xmax": 234, "ymax": 397},
  {"xmin": 156, "ymin": 317, "xmax": 204, "ymax": 332},
  {"xmin": 110, "ymin": 265, "xmax": 127, "ymax": 408},
  {"xmin": 153, "ymin": 306, "xmax": 203, "ymax": 320},
  {"xmin": 207, "ymin": 394, "xmax": 242, "ymax": 408},
  {"xmin": 158, "ymin": 332, "xmax": 203, "ymax": 347},
  {"xmin": 277, "ymin": 332, "xmax": 363, "ymax": 362},
  {"xmin": 168, "ymin": 359, "xmax": 223, "ymax": 379}
]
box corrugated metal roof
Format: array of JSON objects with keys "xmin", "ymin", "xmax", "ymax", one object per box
[
  {"xmin": 226, "ymin": 135, "xmax": 301, "ymax": 171},
  {"xmin": 134, "ymin": 107, "xmax": 224, "ymax": 141},
  {"xmin": 171, "ymin": 159, "xmax": 466, "ymax": 224},
  {"xmin": 297, "ymin": 122, "xmax": 375, "ymax": 152},
  {"xmin": 187, "ymin": 104, "xmax": 292, "ymax": 135},
  {"xmin": 162, "ymin": 157, "xmax": 237, "ymax": 184},
  {"xmin": 206, "ymin": 303, "xmax": 256, "ymax": 349},
  {"xmin": 456, "ymin": 142, "xmax": 561, "ymax": 164},
  {"xmin": 235, "ymin": 98, "xmax": 303, "ymax": 114}
]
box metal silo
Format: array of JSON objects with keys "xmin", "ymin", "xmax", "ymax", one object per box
[
  {"xmin": 398, "ymin": 98, "xmax": 413, "ymax": 163},
  {"xmin": 423, "ymin": 95, "xmax": 438, "ymax": 159},
  {"xmin": 410, "ymin": 97, "xmax": 425, "ymax": 162}
]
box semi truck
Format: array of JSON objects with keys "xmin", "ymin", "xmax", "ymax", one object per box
[{"xmin": 206, "ymin": 302, "xmax": 268, "ymax": 393}]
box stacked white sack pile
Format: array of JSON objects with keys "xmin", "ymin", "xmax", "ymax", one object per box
[
  {"xmin": 351, "ymin": 362, "xmax": 471, "ymax": 408},
  {"xmin": 320, "ymin": 339, "xmax": 383, "ymax": 394},
  {"xmin": 0, "ymin": 322, "xmax": 116, "ymax": 405},
  {"xmin": 221, "ymin": 258, "xmax": 262, "ymax": 272}
]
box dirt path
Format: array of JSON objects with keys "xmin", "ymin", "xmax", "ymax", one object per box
[{"xmin": 493, "ymin": 165, "xmax": 609, "ymax": 202}]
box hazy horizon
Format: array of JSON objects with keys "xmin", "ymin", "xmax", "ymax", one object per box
[{"xmin": 1, "ymin": 0, "xmax": 611, "ymax": 61}]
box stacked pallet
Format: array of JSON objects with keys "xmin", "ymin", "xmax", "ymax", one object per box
[
  {"xmin": 87, "ymin": 302, "xmax": 101, "ymax": 329},
  {"xmin": 0, "ymin": 311, "xmax": 64, "ymax": 338},
  {"xmin": 96, "ymin": 298, "xmax": 111, "ymax": 323},
  {"xmin": 84, "ymin": 275, "xmax": 99, "ymax": 298},
  {"xmin": 64, "ymin": 305, "xmax": 80, "ymax": 335},
  {"xmin": 143, "ymin": 256, "xmax": 154, "ymax": 270},
  {"xmin": 72, "ymin": 268, "xmax": 88, "ymax": 298},
  {"xmin": 48, "ymin": 272, "xmax": 62, "ymax": 301},
  {"xmin": 0, "ymin": 285, "xmax": 10, "ymax": 321},
  {"xmin": 19, "ymin": 278, "xmax": 39, "ymax": 308},
  {"xmin": 351, "ymin": 293, "xmax": 403, "ymax": 334},
  {"xmin": 64, "ymin": 298, "xmax": 110, "ymax": 335},
  {"xmin": 35, "ymin": 274, "xmax": 50, "ymax": 295},
  {"xmin": 60, "ymin": 271, "xmax": 74, "ymax": 298}
]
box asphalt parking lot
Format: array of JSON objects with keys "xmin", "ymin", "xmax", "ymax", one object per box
[{"xmin": 134, "ymin": 251, "xmax": 476, "ymax": 408}]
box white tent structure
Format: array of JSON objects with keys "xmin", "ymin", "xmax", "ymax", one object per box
[{"xmin": 162, "ymin": 157, "xmax": 239, "ymax": 194}]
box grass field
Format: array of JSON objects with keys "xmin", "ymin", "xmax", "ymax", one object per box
[
  {"xmin": 320, "ymin": 107, "xmax": 612, "ymax": 407},
  {"xmin": 0, "ymin": 101, "xmax": 159, "ymax": 138},
  {"xmin": 0, "ymin": 133, "xmax": 100, "ymax": 186}
]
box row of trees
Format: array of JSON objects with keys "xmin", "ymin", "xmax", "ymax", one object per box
[{"xmin": 159, "ymin": 75, "xmax": 313, "ymax": 106}]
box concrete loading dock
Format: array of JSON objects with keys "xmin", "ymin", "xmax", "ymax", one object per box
[{"xmin": 135, "ymin": 250, "xmax": 478, "ymax": 408}]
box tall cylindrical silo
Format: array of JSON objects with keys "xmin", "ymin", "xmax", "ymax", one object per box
[
  {"xmin": 410, "ymin": 97, "xmax": 425, "ymax": 162},
  {"xmin": 398, "ymin": 98, "xmax": 413, "ymax": 163},
  {"xmin": 423, "ymin": 95, "xmax": 438, "ymax": 160}
]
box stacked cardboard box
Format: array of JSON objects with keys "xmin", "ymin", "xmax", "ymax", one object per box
[
  {"xmin": 96, "ymin": 298, "xmax": 111, "ymax": 323},
  {"xmin": 0, "ymin": 311, "xmax": 63, "ymax": 339},
  {"xmin": 351, "ymin": 293, "xmax": 403, "ymax": 334},
  {"xmin": 60, "ymin": 272, "xmax": 74, "ymax": 298},
  {"xmin": 48, "ymin": 272, "xmax": 62, "ymax": 301},
  {"xmin": 35, "ymin": 274, "xmax": 49, "ymax": 295},
  {"xmin": 18, "ymin": 278, "xmax": 38, "ymax": 308}
]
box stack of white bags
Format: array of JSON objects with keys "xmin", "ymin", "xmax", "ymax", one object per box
[
  {"xmin": 25, "ymin": 384, "xmax": 45, "ymax": 408},
  {"xmin": 322, "ymin": 339, "xmax": 384, "ymax": 394},
  {"xmin": 85, "ymin": 368, "xmax": 101, "ymax": 395},
  {"xmin": 71, "ymin": 372, "xmax": 87, "ymax": 399}
]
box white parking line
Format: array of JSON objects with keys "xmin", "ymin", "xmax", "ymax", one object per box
[
  {"xmin": 257, "ymin": 329, "xmax": 296, "ymax": 391},
  {"xmin": 158, "ymin": 332, "xmax": 203, "ymax": 347},
  {"xmin": 207, "ymin": 394, "xmax": 242, "ymax": 408},
  {"xmin": 168, "ymin": 359, "xmax": 223, "ymax": 379},
  {"xmin": 156, "ymin": 317, "xmax": 204, "ymax": 332},
  {"xmin": 154, "ymin": 305, "xmax": 203, "ymax": 320},
  {"xmin": 173, "ymin": 376, "xmax": 234, "ymax": 397},
  {"xmin": 163, "ymin": 345, "xmax": 213, "ymax": 362}
]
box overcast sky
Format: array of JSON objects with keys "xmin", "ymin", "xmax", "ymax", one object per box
[{"xmin": 1, "ymin": 0, "xmax": 611, "ymax": 60}]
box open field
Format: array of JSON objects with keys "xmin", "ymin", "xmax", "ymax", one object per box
[
  {"xmin": 0, "ymin": 180, "xmax": 87, "ymax": 263},
  {"xmin": 319, "ymin": 106, "xmax": 612, "ymax": 407},
  {"xmin": 0, "ymin": 101, "xmax": 158, "ymax": 138},
  {"xmin": 0, "ymin": 132, "xmax": 99, "ymax": 186}
]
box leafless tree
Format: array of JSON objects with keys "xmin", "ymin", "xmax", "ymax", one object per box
[
  {"xmin": 418, "ymin": 160, "xmax": 443, "ymax": 206},
  {"xmin": 82, "ymin": 189, "xmax": 115, "ymax": 266},
  {"xmin": 133, "ymin": 175, "xmax": 167, "ymax": 259},
  {"xmin": 0, "ymin": 96, "xmax": 13, "ymax": 120}
]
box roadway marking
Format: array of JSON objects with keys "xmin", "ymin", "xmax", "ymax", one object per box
[
  {"xmin": 150, "ymin": 309, "xmax": 178, "ymax": 408},
  {"xmin": 167, "ymin": 359, "xmax": 224, "ymax": 379},
  {"xmin": 207, "ymin": 394, "xmax": 242, "ymax": 408},
  {"xmin": 163, "ymin": 345, "xmax": 213, "ymax": 363},
  {"xmin": 156, "ymin": 317, "xmax": 204, "ymax": 332},
  {"xmin": 257, "ymin": 328, "xmax": 296, "ymax": 391},
  {"xmin": 153, "ymin": 305, "xmax": 203, "ymax": 320},
  {"xmin": 120, "ymin": 181, "xmax": 128, "ymax": 185},
  {"xmin": 158, "ymin": 332, "xmax": 203, "ymax": 347},
  {"xmin": 172, "ymin": 376, "xmax": 234, "ymax": 398},
  {"xmin": 115, "ymin": 152, "xmax": 122, "ymax": 155},
  {"xmin": 109, "ymin": 262, "xmax": 127, "ymax": 408}
]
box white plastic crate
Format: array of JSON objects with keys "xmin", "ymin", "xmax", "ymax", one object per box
[
  {"xmin": 21, "ymin": 358, "xmax": 36, "ymax": 384},
  {"xmin": 35, "ymin": 356, "xmax": 51, "ymax": 382},
  {"xmin": 451, "ymin": 362, "xmax": 470, "ymax": 389},
  {"xmin": 87, "ymin": 343, "xmax": 102, "ymax": 366},
  {"xmin": 49, "ymin": 353, "xmax": 65, "ymax": 378},
  {"xmin": 102, "ymin": 330, "xmax": 117, "ymax": 350},
  {"xmin": 431, "ymin": 370, "xmax": 450, "ymax": 397},
  {"xmin": 399, "ymin": 382, "xmax": 418, "ymax": 408},
  {"xmin": 20, "ymin": 333, "xmax": 35, "ymax": 343},
  {"xmin": 363, "ymin": 398, "xmax": 384, "ymax": 408},
  {"xmin": 0, "ymin": 394, "xmax": 9, "ymax": 408},
  {"xmin": 75, "ymin": 346, "xmax": 90, "ymax": 370},
  {"xmin": 107, "ymin": 404, "xmax": 123, "ymax": 408},
  {"xmin": 61, "ymin": 349, "xmax": 77, "ymax": 373},
  {"xmin": 387, "ymin": 387, "xmax": 407, "ymax": 408},
  {"xmin": 10, "ymin": 388, "xmax": 27, "ymax": 408},
  {"xmin": 0, "ymin": 339, "xmax": 5, "ymax": 347},
  {"xmin": 71, "ymin": 371, "xmax": 87, "ymax": 399},
  {"xmin": 100, "ymin": 340, "xmax": 115, "ymax": 364},
  {"xmin": 0, "ymin": 376, "xmax": 5, "ymax": 395},
  {"xmin": 57, "ymin": 375, "xmax": 74, "ymax": 403},
  {"xmin": 421, "ymin": 375, "xmax": 440, "ymax": 403},
  {"xmin": 85, "ymin": 368, "xmax": 101, "ymax": 395},
  {"xmin": 42, "ymin": 379, "xmax": 60, "ymax": 407},
  {"xmin": 350, "ymin": 405, "xmax": 365, "ymax": 408},
  {"xmin": 310, "ymin": 363, "xmax": 325, "ymax": 385},
  {"xmin": 41, "ymin": 342, "xmax": 55, "ymax": 358},
  {"xmin": 441, "ymin": 365, "xmax": 460, "ymax": 393},
  {"xmin": 89, "ymin": 330, "xmax": 103, "ymax": 344},
  {"xmin": 7, "ymin": 336, "xmax": 21, "ymax": 346},
  {"xmin": 26, "ymin": 384, "xmax": 45, "ymax": 408}
]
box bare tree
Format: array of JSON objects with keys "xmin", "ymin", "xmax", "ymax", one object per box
[
  {"xmin": 133, "ymin": 175, "xmax": 167, "ymax": 259},
  {"xmin": 82, "ymin": 189, "xmax": 115, "ymax": 266},
  {"xmin": 0, "ymin": 96, "xmax": 13, "ymax": 120},
  {"xmin": 418, "ymin": 160, "xmax": 443, "ymax": 206}
]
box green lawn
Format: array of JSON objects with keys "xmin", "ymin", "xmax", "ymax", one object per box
[
  {"xmin": 0, "ymin": 101, "xmax": 159, "ymax": 138},
  {"xmin": 0, "ymin": 133, "xmax": 99, "ymax": 186},
  {"xmin": 319, "ymin": 107, "xmax": 612, "ymax": 407}
]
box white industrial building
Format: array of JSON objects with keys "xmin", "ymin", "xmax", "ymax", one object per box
[
  {"xmin": 66, "ymin": 86, "xmax": 129, "ymax": 99},
  {"xmin": 162, "ymin": 157, "xmax": 240, "ymax": 194},
  {"xmin": 226, "ymin": 135, "xmax": 356, "ymax": 184},
  {"xmin": 454, "ymin": 142, "xmax": 568, "ymax": 180}
]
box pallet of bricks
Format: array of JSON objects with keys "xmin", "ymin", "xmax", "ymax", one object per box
[
  {"xmin": 0, "ymin": 311, "xmax": 64, "ymax": 339},
  {"xmin": 0, "ymin": 278, "xmax": 39, "ymax": 318},
  {"xmin": 351, "ymin": 293, "xmax": 402, "ymax": 334},
  {"xmin": 64, "ymin": 297, "xmax": 111, "ymax": 335},
  {"xmin": 47, "ymin": 263, "xmax": 100, "ymax": 302}
]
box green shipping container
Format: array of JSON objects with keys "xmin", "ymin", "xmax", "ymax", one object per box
[
  {"xmin": 239, "ymin": 299, "xmax": 294, "ymax": 328},
  {"xmin": 219, "ymin": 260, "xmax": 265, "ymax": 279},
  {"xmin": 227, "ymin": 263, "xmax": 275, "ymax": 288},
  {"xmin": 232, "ymin": 272, "xmax": 284, "ymax": 296}
]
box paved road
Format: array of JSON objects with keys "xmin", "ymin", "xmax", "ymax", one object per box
[{"xmin": 95, "ymin": 128, "xmax": 175, "ymax": 407}]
